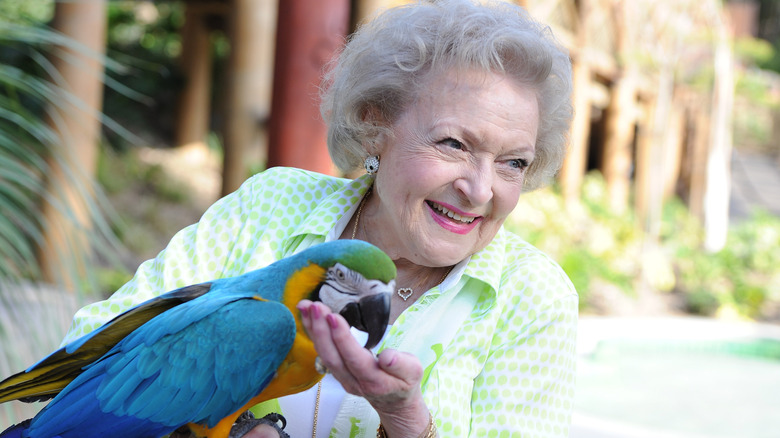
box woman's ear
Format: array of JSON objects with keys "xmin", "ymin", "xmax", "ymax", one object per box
[{"xmin": 361, "ymin": 106, "xmax": 387, "ymax": 156}]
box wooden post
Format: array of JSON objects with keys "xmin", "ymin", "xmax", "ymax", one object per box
[
  {"xmin": 635, "ymin": 63, "xmax": 675, "ymax": 237},
  {"xmin": 176, "ymin": 5, "xmax": 213, "ymax": 149},
  {"xmin": 266, "ymin": 0, "xmax": 349, "ymax": 176},
  {"xmin": 702, "ymin": 19, "xmax": 734, "ymax": 252},
  {"xmin": 662, "ymin": 94, "xmax": 685, "ymax": 200},
  {"xmin": 600, "ymin": 0, "xmax": 637, "ymax": 215},
  {"xmin": 687, "ymin": 98, "xmax": 711, "ymax": 222},
  {"xmin": 601, "ymin": 71, "xmax": 638, "ymax": 214},
  {"xmin": 37, "ymin": 0, "xmax": 107, "ymax": 288},
  {"xmin": 634, "ymin": 96, "xmax": 654, "ymax": 229},
  {"xmin": 352, "ymin": 0, "xmax": 387, "ymax": 28},
  {"xmin": 221, "ymin": 0, "xmax": 277, "ymax": 196},
  {"xmin": 560, "ymin": 0, "xmax": 592, "ymax": 205}
]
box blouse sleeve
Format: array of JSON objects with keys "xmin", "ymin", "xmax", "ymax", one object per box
[{"xmin": 60, "ymin": 167, "xmax": 296, "ymax": 345}]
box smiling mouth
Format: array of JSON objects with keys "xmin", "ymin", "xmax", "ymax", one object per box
[{"xmin": 428, "ymin": 201, "xmax": 477, "ymax": 224}]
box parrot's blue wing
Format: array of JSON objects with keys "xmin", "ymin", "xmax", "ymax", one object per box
[
  {"xmin": 24, "ymin": 295, "xmax": 297, "ymax": 438},
  {"xmin": 0, "ymin": 283, "xmax": 213, "ymax": 404}
]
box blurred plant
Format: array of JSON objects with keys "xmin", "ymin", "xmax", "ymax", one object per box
[
  {"xmin": 669, "ymin": 209, "xmax": 780, "ymax": 319},
  {"xmin": 506, "ymin": 172, "xmax": 780, "ymax": 321},
  {"xmin": 507, "ymin": 172, "xmax": 639, "ymax": 310},
  {"xmin": 0, "ymin": 0, "xmax": 53, "ymax": 25},
  {"xmin": 101, "ymin": 1, "xmax": 230, "ymax": 151},
  {"xmin": 730, "ymin": 34, "xmax": 780, "ymax": 154},
  {"xmin": 102, "ymin": 1, "xmax": 186, "ymax": 149},
  {"xmin": 0, "ymin": 5, "xmax": 127, "ymax": 289},
  {"xmin": 0, "ymin": 3, "xmax": 117, "ymax": 425}
]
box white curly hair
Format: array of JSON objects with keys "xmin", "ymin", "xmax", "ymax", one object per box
[{"xmin": 320, "ymin": 0, "xmax": 573, "ymax": 190}]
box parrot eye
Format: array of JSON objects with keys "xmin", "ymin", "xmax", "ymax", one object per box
[{"xmin": 324, "ymin": 264, "xmax": 361, "ymax": 296}]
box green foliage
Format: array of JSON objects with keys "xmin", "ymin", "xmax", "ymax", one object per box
[
  {"xmin": 506, "ymin": 173, "xmax": 638, "ymax": 310},
  {"xmin": 732, "ymin": 67, "xmax": 778, "ymax": 153},
  {"xmin": 97, "ymin": 146, "xmax": 188, "ymax": 203},
  {"xmin": 670, "ymin": 209, "xmax": 780, "ymax": 319},
  {"xmin": 102, "ymin": 2, "xmax": 187, "ymax": 149},
  {"xmin": 0, "ymin": 9, "xmax": 123, "ymax": 291},
  {"xmin": 506, "ymin": 172, "xmax": 780, "ymax": 321},
  {"xmin": 734, "ymin": 37, "xmax": 776, "ymax": 67},
  {"xmin": 0, "ymin": 0, "xmax": 53, "ymax": 25},
  {"xmin": 101, "ymin": 2, "xmax": 231, "ymax": 151}
]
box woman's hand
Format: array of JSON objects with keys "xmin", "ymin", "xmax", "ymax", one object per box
[{"xmin": 298, "ymin": 300, "xmax": 432, "ymax": 437}]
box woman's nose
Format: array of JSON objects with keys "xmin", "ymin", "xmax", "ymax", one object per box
[{"xmin": 453, "ymin": 163, "xmax": 493, "ymax": 207}]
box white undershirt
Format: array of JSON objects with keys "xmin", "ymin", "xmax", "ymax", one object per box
[{"xmin": 278, "ymin": 326, "xmax": 390, "ymax": 438}]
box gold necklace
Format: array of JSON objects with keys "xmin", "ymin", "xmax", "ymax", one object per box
[{"xmin": 312, "ymin": 380, "xmax": 322, "ymax": 438}]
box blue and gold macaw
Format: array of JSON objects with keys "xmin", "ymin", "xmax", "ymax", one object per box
[{"xmin": 0, "ymin": 240, "xmax": 395, "ymax": 438}]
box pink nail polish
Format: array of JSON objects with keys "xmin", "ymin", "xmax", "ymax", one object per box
[
  {"xmin": 300, "ymin": 306, "xmax": 309, "ymax": 318},
  {"xmin": 312, "ymin": 304, "xmax": 321, "ymax": 319},
  {"xmin": 327, "ymin": 314, "xmax": 338, "ymax": 329}
]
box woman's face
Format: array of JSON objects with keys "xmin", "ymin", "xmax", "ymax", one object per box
[{"xmin": 369, "ymin": 68, "xmax": 539, "ymax": 267}]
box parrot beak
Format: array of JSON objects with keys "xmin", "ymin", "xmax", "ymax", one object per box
[{"xmin": 339, "ymin": 292, "xmax": 391, "ymax": 349}]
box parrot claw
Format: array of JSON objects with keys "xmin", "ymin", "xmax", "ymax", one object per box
[{"xmin": 229, "ymin": 411, "xmax": 290, "ymax": 438}]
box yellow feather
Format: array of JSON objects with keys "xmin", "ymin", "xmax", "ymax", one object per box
[{"xmin": 281, "ymin": 263, "xmax": 326, "ymax": 314}]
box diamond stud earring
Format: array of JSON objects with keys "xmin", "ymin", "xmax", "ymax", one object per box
[{"xmin": 364, "ymin": 155, "xmax": 380, "ymax": 174}]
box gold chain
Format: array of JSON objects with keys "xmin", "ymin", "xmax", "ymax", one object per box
[
  {"xmin": 351, "ymin": 187, "xmax": 371, "ymax": 240},
  {"xmin": 312, "ymin": 380, "xmax": 323, "ymax": 438}
]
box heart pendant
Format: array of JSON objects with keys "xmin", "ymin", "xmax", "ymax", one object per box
[{"xmin": 397, "ymin": 288, "xmax": 414, "ymax": 301}]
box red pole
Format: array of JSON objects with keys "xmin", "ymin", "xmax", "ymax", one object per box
[{"xmin": 267, "ymin": 0, "xmax": 349, "ymax": 175}]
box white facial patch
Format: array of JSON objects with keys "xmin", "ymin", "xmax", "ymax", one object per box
[{"xmin": 319, "ymin": 263, "xmax": 395, "ymax": 313}]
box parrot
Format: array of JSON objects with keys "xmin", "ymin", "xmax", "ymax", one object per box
[{"xmin": 0, "ymin": 239, "xmax": 396, "ymax": 438}]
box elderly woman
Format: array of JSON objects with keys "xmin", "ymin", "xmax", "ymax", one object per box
[{"xmin": 62, "ymin": 0, "xmax": 577, "ymax": 437}]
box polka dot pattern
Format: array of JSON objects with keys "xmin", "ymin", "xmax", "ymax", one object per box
[
  {"xmin": 59, "ymin": 168, "xmax": 578, "ymax": 437},
  {"xmin": 404, "ymin": 235, "xmax": 578, "ymax": 437}
]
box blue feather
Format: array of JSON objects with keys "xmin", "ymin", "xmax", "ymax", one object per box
[{"xmin": 0, "ymin": 240, "xmax": 395, "ymax": 438}]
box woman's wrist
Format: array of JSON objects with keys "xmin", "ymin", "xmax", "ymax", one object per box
[
  {"xmin": 376, "ymin": 410, "xmax": 437, "ymax": 438},
  {"xmin": 374, "ymin": 395, "xmax": 435, "ymax": 438}
]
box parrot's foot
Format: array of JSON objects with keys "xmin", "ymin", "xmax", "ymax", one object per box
[
  {"xmin": 229, "ymin": 411, "xmax": 290, "ymax": 438},
  {"xmin": 170, "ymin": 425, "xmax": 197, "ymax": 438}
]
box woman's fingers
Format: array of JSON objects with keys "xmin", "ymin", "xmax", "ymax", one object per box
[
  {"xmin": 297, "ymin": 300, "xmax": 423, "ymax": 407},
  {"xmin": 297, "ymin": 302, "xmax": 358, "ymax": 381}
]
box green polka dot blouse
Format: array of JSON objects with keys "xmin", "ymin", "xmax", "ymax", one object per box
[{"xmin": 61, "ymin": 167, "xmax": 579, "ymax": 437}]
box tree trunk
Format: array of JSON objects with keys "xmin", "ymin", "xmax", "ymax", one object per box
[
  {"xmin": 635, "ymin": 64, "xmax": 674, "ymax": 237},
  {"xmin": 221, "ymin": 0, "xmax": 278, "ymax": 196},
  {"xmin": 176, "ymin": 5, "xmax": 213, "ymax": 149},
  {"xmin": 687, "ymin": 98, "xmax": 711, "ymax": 222},
  {"xmin": 352, "ymin": 0, "xmax": 387, "ymax": 29},
  {"xmin": 662, "ymin": 94, "xmax": 685, "ymax": 200},
  {"xmin": 37, "ymin": 0, "xmax": 107, "ymax": 289},
  {"xmin": 560, "ymin": 0, "xmax": 592, "ymax": 205},
  {"xmin": 702, "ymin": 21, "xmax": 734, "ymax": 252},
  {"xmin": 600, "ymin": 0, "xmax": 637, "ymax": 214},
  {"xmin": 601, "ymin": 71, "xmax": 638, "ymax": 214},
  {"xmin": 266, "ymin": 0, "xmax": 349, "ymax": 178}
]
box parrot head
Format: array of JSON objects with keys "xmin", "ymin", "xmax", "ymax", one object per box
[{"xmin": 296, "ymin": 240, "xmax": 396, "ymax": 349}]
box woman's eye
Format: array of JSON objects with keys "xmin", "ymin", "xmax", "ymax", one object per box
[
  {"xmin": 509, "ymin": 159, "xmax": 529, "ymax": 170},
  {"xmin": 440, "ymin": 138, "xmax": 463, "ymax": 150}
]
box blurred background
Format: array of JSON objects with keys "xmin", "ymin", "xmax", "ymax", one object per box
[{"xmin": 0, "ymin": 0, "xmax": 778, "ymax": 436}]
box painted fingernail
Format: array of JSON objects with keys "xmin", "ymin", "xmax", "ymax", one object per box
[
  {"xmin": 327, "ymin": 313, "xmax": 338, "ymax": 329},
  {"xmin": 312, "ymin": 303, "xmax": 321, "ymax": 319},
  {"xmin": 300, "ymin": 306, "xmax": 309, "ymax": 318}
]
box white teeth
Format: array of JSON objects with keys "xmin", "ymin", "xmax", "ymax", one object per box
[{"xmin": 431, "ymin": 202, "xmax": 475, "ymax": 224}]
